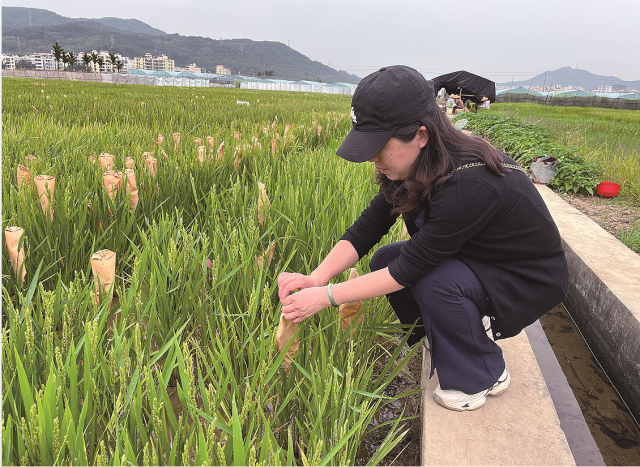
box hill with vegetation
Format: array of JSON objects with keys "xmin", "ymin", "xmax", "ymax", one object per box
[
  {"xmin": 498, "ymin": 67, "xmax": 640, "ymax": 92},
  {"xmin": 2, "ymin": 6, "xmax": 166, "ymax": 35},
  {"xmin": 2, "ymin": 7, "xmax": 360, "ymax": 83}
]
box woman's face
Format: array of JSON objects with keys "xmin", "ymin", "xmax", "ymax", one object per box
[{"xmin": 368, "ymin": 127, "xmax": 428, "ymax": 180}]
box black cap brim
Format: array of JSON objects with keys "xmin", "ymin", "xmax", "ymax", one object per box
[{"xmin": 336, "ymin": 127, "xmax": 396, "ymax": 163}]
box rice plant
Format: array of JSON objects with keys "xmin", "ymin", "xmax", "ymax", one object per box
[{"xmin": 2, "ymin": 78, "xmax": 417, "ymax": 466}]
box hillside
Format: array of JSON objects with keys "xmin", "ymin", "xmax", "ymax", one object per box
[
  {"xmin": 2, "ymin": 10, "xmax": 360, "ymax": 83},
  {"xmin": 2, "ymin": 6, "xmax": 166, "ymax": 35},
  {"xmin": 498, "ymin": 66, "xmax": 640, "ymax": 92}
]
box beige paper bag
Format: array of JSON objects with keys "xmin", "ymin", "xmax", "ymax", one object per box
[
  {"xmin": 233, "ymin": 153, "xmax": 242, "ymax": 172},
  {"xmin": 339, "ymin": 268, "xmax": 365, "ymax": 335},
  {"xmin": 271, "ymin": 139, "xmax": 276, "ymax": 156},
  {"xmin": 89, "ymin": 155, "xmax": 96, "ymax": 164},
  {"xmin": 173, "ymin": 132, "xmax": 181, "ymax": 144},
  {"xmin": 124, "ymin": 169, "xmax": 139, "ymax": 211},
  {"xmin": 25, "ymin": 155, "xmax": 38, "ymax": 164},
  {"xmin": 17, "ymin": 165, "xmax": 31, "ymax": 188},
  {"xmin": 34, "ymin": 175, "xmax": 55, "ymax": 220},
  {"xmin": 206, "ymin": 135, "xmax": 215, "ymax": 150},
  {"xmin": 262, "ymin": 126, "xmax": 269, "ymax": 135},
  {"xmin": 193, "ymin": 137, "xmax": 201, "ymax": 147},
  {"xmin": 125, "ymin": 157, "xmax": 134, "ymax": 169},
  {"xmin": 99, "ymin": 153, "xmax": 115, "ymax": 169},
  {"xmin": 234, "ymin": 131, "xmax": 240, "ymax": 142},
  {"xmin": 5, "ymin": 226, "xmax": 26, "ymax": 286},
  {"xmin": 275, "ymin": 313, "xmax": 298, "ymax": 370},
  {"xmin": 317, "ymin": 125, "xmax": 322, "ymax": 138},
  {"xmin": 103, "ymin": 170, "xmax": 123, "ymax": 200},
  {"xmin": 256, "ymin": 242, "xmax": 276, "ymax": 269},
  {"xmin": 145, "ymin": 156, "xmax": 157, "ymax": 178},
  {"xmin": 162, "ymin": 149, "xmax": 168, "ymax": 160},
  {"xmin": 158, "ymin": 134, "xmax": 164, "ymax": 144},
  {"xmin": 91, "ymin": 249, "xmax": 116, "ymax": 306},
  {"xmin": 257, "ymin": 182, "xmax": 270, "ymax": 227},
  {"xmin": 216, "ymin": 142, "xmax": 225, "ymax": 163},
  {"xmin": 400, "ymin": 221, "xmax": 408, "ymax": 241},
  {"xmin": 197, "ymin": 145, "xmax": 206, "ymax": 158}
]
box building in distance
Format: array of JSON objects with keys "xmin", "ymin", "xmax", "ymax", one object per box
[
  {"xmin": 216, "ymin": 65, "xmax": 231, "ymax": 75},
  {"xmin": 134, "ymin": 53, "xmax": 175, "ymax": 72}
]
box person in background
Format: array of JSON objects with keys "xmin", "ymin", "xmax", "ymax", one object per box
[
  {"xmin": 277, "ymin": 65, "xmax": 568, "ymax": 412},
  {"xmin": 480, "ymin": 97, "xmax": 491, "ymax": 109}
]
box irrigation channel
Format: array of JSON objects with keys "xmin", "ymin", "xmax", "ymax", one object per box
[{"xmin": 353, "ymin": 302, "xmax": 640, "ymax": 466}]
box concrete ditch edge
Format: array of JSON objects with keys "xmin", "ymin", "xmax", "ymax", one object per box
[{"xmin": 535, "ymin": 185, "xmax": 640, "ymax": 418}]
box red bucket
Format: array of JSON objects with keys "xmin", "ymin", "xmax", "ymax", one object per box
[{"xmin": 596, "ymin": 182, "xmax": 621, "ymax": 197}]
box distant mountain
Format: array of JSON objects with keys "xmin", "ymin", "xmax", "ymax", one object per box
[
  {"xmin": 2, "ymin": 6, "xmax": 166, "ymax": 36},
  {"xmin": 2, "ymin": 7, "xmax": 360, "ymax": 83},
  {"xmin": 498, "ymin": 67, "xmax": 640, "ymax": 92}
]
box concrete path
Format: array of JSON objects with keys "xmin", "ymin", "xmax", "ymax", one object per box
[{"xmin": 421, "ymin": 332, "xmax": 576, "ymax": 466}]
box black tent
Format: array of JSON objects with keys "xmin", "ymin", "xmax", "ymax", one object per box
[{"xmin": 431, "ymin": 71, "xmax": 496, "ymax": 105}]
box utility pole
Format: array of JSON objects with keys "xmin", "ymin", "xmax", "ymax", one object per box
[{"xmin": 542, "ymin": 72, "xmax": 547, "ymax": 93}]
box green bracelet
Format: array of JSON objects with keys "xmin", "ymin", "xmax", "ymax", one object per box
[{"xmin": 327, "ymin": 283, "xmax": 338, "ymax": 307}]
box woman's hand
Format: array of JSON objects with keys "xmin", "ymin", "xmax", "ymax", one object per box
[
  {"xmin": 277, "ymin": 272, "xmax": 323, "ymax": 302},
  {"xmin": 281, "ymin": 286, "xmax": 331, "ymax": 323}
]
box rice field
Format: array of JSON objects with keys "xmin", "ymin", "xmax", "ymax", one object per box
[
  {"xmin": 1, "ymin": 79, "xmax": 419, "ymax": 466},
  {"xmin": 490, "ymin": 103, "xmax": 640, "ymax": 205}
]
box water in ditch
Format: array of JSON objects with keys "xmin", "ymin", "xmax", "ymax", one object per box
[{"xmin": 530, "ymin": 303, "xmax": 640, "ymax": 466}]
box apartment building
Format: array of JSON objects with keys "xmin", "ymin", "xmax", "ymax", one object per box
[{"xmin": 134, "ymin": 53, "xmax": 175, "ymax": 72}]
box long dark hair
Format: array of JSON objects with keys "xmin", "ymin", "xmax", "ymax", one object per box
[{"xmin": 376, "ymin": 107, "xmax": 508, "ymax": 219}]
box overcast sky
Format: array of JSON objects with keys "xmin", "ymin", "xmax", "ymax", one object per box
[{"xmin": 5, "ymin": 0, "xmax": 640, "ymax": 82}]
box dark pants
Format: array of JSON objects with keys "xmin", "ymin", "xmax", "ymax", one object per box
[{"xmin": 370, "ymin": 242, "xmax": 505, "ymax": 393}]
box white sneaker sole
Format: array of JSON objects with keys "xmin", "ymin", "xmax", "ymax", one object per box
[{"xmin": 434, "ymin": 370, "xmax": 510, "ymax": 412}]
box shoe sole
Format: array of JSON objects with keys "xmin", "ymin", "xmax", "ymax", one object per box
[
  {"xmin": 434, "ymin": 370, "xmax": 510, "ymax": 412},
  {"xmin": 434, "ymin": 393, "xmax": 487, "ymax": 411}
]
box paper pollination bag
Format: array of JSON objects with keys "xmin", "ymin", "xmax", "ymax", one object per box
[
  {"xmin": 25, "ymin": 154, "xmax": 38, "ymax": 164},
  {"xmin": 216, "ymin": 141, "xmax": 225, "ymax": 162},
  {"xmin": 157, "ymin": 134, "xmax": 164, "ymax": 145},
  {"xmin": 234, "ymin": 131, "xmax": 241, "ymax": 142},
  {"xmin": 206, "ymin": 135, "xmax": 215, "ymax": 150},
  {"xmin": 271, "ymin": 139, "xmax": 276, "ymax": 156},
  {"xmin": 124, "ymin": 169, "xmax": 139, "ymax": 212},
  {"xmin": 5, "ymin": 226, "xmax": 27, "ymax": 286},
  {"xmin": 233, "ymin": 153, "xmax": 242, "ymax": 172},
  {"xmin": 339, "ymin": 268, "xmax": 365, "ymax": 335},
  {"xmin": 125, "ymin": 157, "xmax": 134, "ymax": 169},
  {"xmin": 145, "ymin": 156, "xmax": 157, "ymax": 178},
  {"xmin": 17, "ymin": 165, "xmax": 31, "ymax": 189},
  {"xmin": 275, "ymin": 313, "xmax": 298, "ymax": 370},
  {"xmin": 197, "ymin": 145, "xmax": 206, "ymax": 162},
  {"xmin": 91, "ymin": 249, "xmax": 116, "ymax": 307},
  {"xmin": 256, "ymin": 241, "xmax": 276, "ymax": 269},
  {"xmin": 257, "ymin": 181, "xmax": 270, "ymax": 227},
  {"xmin": 103, "ymin": 170, "xmax": 123, "ymax": 200},
  {"xmin": 193, "ymin": 137, "xmax": 201, "ymax": 147},
  {"xmin": 34, "ymin": 175, "xmax": 55, "ymax": 221},
  {"xmin": 99, "ymin": 153, "xmax": 115, "ymax": 169}
]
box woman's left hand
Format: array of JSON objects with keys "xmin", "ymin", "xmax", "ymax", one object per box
[{"xmin": 281, "ymin": 286, "xmax": 331, "ymax": 323}]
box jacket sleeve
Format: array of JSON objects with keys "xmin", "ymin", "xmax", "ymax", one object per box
[
  {"xmin": 340, "ymin": 192, "xmax": 399, "ymax": 259},
  {"xmin": 388, "ymin": 177, "xmax": 503, "ymax": 286}
]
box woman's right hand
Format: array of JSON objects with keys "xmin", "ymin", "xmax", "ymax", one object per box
[{"xmin": 277, "ymin": 272, "xmax": 323, "ymax": 302}]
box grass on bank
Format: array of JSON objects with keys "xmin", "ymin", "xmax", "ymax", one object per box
[{"xmin": 490, "ymin": 103, "xmax": 640, "ymax": 206}]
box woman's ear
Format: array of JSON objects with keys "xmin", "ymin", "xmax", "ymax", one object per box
[{"xmin": 416, "ymin": 126, "xmax": 429, "ymax": 149}]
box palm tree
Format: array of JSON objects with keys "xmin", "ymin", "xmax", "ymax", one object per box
[
  {"xmin": 90, "ymin": 52, "xmax": 99, "ymax": 73},
  {"xmin": 82, "ymin": 53, "xmax": 92, "ymax": 72},
  {"xmin": 61, "ymin": 52, "xmax": 69, "ymax": 71},
  {"xmin": 115, "ymin": 60, "xmax": 124, "ymax": 73},
  {"xmin": 51, "ymin": 42, "xmax": 65, "ymax": 70},
  {"xmin": 96, "ymin": 57, "xmax": 104, "ymax": 73},
  {"xmin": 108, "ymin": 52, "xmax": 118, "ymax": 72},
  {"xmin": 67, "ymin": 52, "xmax": 77, "ymax": 71}
]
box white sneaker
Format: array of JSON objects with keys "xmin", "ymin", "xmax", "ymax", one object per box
[{"xmin": 433, "ymin": 369, "xmax": 510, "ymax": 411}]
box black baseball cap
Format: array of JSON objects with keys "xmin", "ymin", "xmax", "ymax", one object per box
[{"xmin": 336, "ymin": 65, "xmax": 436, "ymax": 163}]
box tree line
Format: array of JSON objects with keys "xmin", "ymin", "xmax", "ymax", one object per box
[{"xmin": 51, "ymin": 41, "xmax": 125, "ymax": 72}]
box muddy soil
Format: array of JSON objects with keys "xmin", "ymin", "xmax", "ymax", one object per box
[{"xmin": 356, "ymin": 338, "xmax": 423, "ymax": 466}]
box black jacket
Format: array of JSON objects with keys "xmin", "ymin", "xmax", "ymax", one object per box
[{"xmin": 340, "ymin": 154, "xmax": 569, "ymax": 340}]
